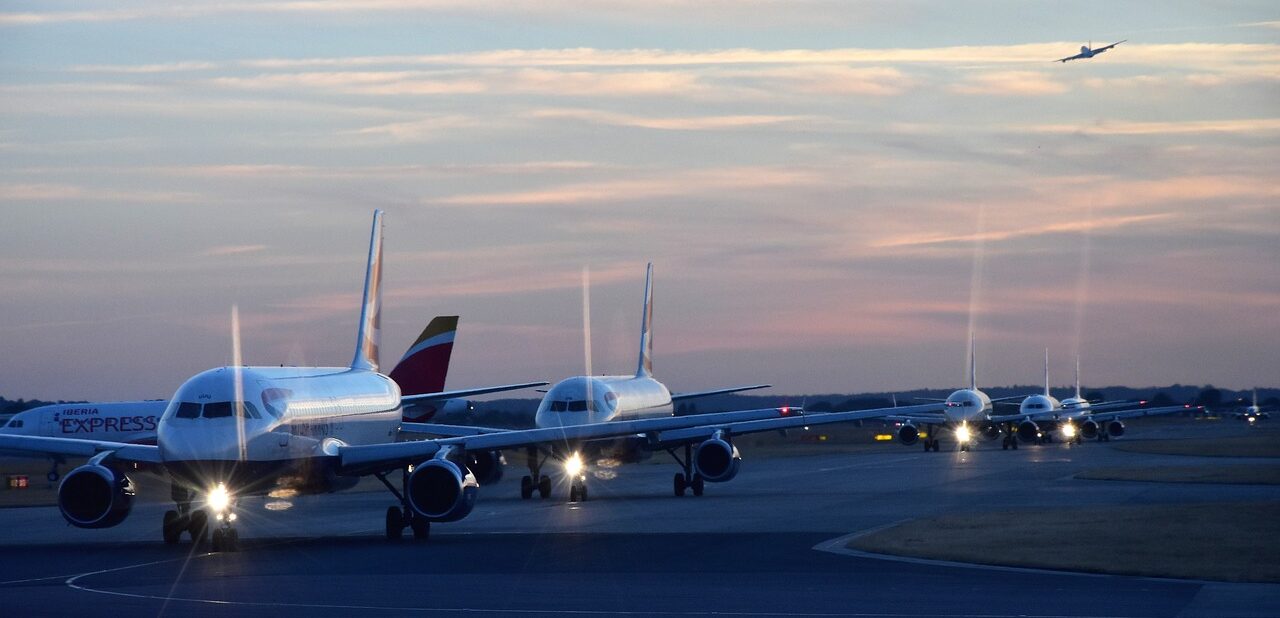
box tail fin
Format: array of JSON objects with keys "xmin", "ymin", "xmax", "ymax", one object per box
[
  {"xmin": 1074, "ymin": 355, "xmax": 1082, "ymax": 399},
  {"xmin": 351, "ymin": 210, "xmax": 384, "ymax": 371},
  {"xmin": 968, "ymin": 332, "xmax": 977, "ymax": 390},
  {"xmin": 389, "ymin": 316, "xmax": 458, "ymax": 395},
  {"xmin": 1043, "ymin": 348, "xmax": 1050, "ymax": 397},
  {"xmin": 635, "ymin": 263, "xmax": 654, "ymax": 378}
]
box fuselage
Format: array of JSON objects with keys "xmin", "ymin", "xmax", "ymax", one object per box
[
  {"xmin": 942, "ymin": 388, "xmax": 993, "ymax": 423},
  {"xmin": 157, "ymin": 365, "xmax": 401, "ymax": 494},
  {"xmin": 0, "ymin": 400, "xmax": 169, "ymax": 444},
  {"xmin": 534, "ymin": 375, "xmax": 674, "ymax": 430},
  {"xmin": 1019, "ymin": 393, "xmax": 1065, "ymax": 418}
]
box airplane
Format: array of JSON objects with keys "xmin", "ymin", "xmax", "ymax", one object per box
[
  {"xmin": 0, "ymin": 315, "xmax": 541, "ymax": 481},
  {"xmin": 1000, "ymin": 352, "xmax": 1199, "ymax": 445},
  {"xmin": 1233, "ymin": 390, "xmax": 1272, "ymax": 423},
  {"xmin": 403, "ymin": 264, "xmax": 942, "ymax": 502},
  {"xmin": 887, "ymin": 334, "xmax": 1026, "ymax": 452},
  {"xmin": 0, "ymin": 210, "xmax": 940, "ymax": 551},
  {"xmin": 1056, "ymin": 40, "xmax": 1126, "ymax": 63}
]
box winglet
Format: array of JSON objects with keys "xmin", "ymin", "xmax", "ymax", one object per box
[
  {"xmin": 389, "ymin": 316, "xmax": 458, "ymax": 395},
  {"xmin": 351, "ymin": 210, "xmax": 384, "ymax": 372},
  {"xmin": 636, "ymin": 263, "xmax": 654, "ymax": 378}
]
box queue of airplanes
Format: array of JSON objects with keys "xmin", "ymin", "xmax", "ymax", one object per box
[{"xmin": 0, "ymin": 211, "xmax": 1201, "ymax": 552}]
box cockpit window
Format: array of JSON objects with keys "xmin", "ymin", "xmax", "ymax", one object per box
[
  {"xmin": 261, "ymin": 388, "xmax": 290, "ymax": 418},
  {"xmin": 5, "ymin": 419, "xmax": 22, "ymax": 428},
  {"xmin": 238, "ymin": 401, "xmax": 262, "ymax": 419},
  {"xmin": 964, "ymin": 400, "xmax": 974, "ymax": 407},
  {"xmin": 567, "ymin": 400, "xmax": 590, "ymax": 412},
  {"xmin": 175, "ymin": 402, "xmax": 202, "ymax": 419},
  {"xmin": 550, "ymin": 401, "xmax": 568, "ymax": 412},
  {"xmin": 203, "ymin": 402, "xmax": 233, "ymax": 418}
]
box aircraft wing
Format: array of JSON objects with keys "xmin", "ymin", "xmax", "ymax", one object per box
[
  {"xmin": 1057, "ymin": 52, "xmax": 1085, "ymax": 63},
  {"xmin": 1084, "ymin": 404, "xmax": 1197, "ymax": 422},
  {"xmin": 400, "ymin": 381, "xmax": 549, "ymax": 404},
  {"xmin": 0, "ymin": 434, "xmax": 162, "ymax": 464},
  {"xmin": 340, "ymin": 406, "xmax": 800, "ymax": 472},
  {"xmin": 670, "ymin": 384, "xmax": 771, "ymax": 401},
  {"xmin": 399, "ymin": 423, "xmax": 510, "ymax": 437},
  {"xmin": 1095, "ymin": 39, "xmax": 1125, "ymax": 52},
  {"xmin": 649, "ymin": 403, "xmax": 944, "ymax": 447}
]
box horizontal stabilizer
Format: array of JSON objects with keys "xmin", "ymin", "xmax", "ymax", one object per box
[
  {"xmin": 400, "ymin": 381, "xmax": 549, "ymax": 404},
  {"xmin": 671, "ymin": 384, "xmax": 770, "ymax": 402}
]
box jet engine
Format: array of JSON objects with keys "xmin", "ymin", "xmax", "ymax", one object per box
[
  {"xmin": 897, "ymin": 422, "xmax": 920, "ymax": 446},
  {"xmin": 464, "ymin": 450, "xmax": 504, "ymax": 486},
  {"xmin": 1107, "ymin": 420, "xmax": 1126, "ymax": 438},
  {"xmin": 1016, "ymin": 420, "xmax": 1041, "ymax": 443},
  {"xmin": 981, "ymin": 422, "xmax": 1001, "ymax": 441},
  {"xmin": 1081, "ymin": 419, "xmax": 1100, "ymax": 439},
  {"xmin": 58, "ymin": 464, "xmax": 134, "ymax": 529},
  {"xmin": 693, "ymin": 438, "xmax": 741, "ymax": 483},
  {"xmin": 405, "ymin": 457, "xmax": 479, "ymax": 522}
]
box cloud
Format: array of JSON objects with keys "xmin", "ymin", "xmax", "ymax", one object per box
[
  {"xmin": 1030, "ymin": 118, "xmax": 1280, "ymax": 136},
  {"xmin": 0, "ymin": 183, "xmax": 199, "ymax": 202},
  {"xmin": 950, "ymin": 71, "xmax": 1069, "ymax": 96},
  {"xmin": 871, "ymin": 214, "xmax": 1173, "ymax": 249},
  {"xmin": 201, "ymin": 244, "xmax": 267, "ymax": 257},
  {"xmin": 529, "ymin": 108, "xmax": 815, "ymax": 131}
]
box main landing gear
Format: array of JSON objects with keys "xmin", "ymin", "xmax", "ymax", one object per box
[
  {"xmin": 375, "ymin": 468, "xmax": 430, "ymax": 542},
  {"xmin": 1000, "ymin": 423, "xmax": 1019, "ymax": 450},
  {"xmin": 520, "ymin": 447, "xmax": 553, "ymax": 500},
  {"xmin": 669, "ymin": 443, "xmax": 706, "ymax": 497},
  {"xmin": 922, "ymin": 425, "xmax": 941, "ymax": 452},
  {"xmin": 162, "ymin": 483, "xmax": 210, "ymax": 547}
]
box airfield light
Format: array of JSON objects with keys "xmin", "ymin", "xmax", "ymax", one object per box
[
  {"xmin": 955, "ymin": 424, "xmax": 971, "ymax": 443},
  {"xmin": 207, "ymin": 483, "xmax": 231, "ymax": 514},
  {"xmin": 565, "ymin": 453, "xmax": 584, "ymax": 478}
]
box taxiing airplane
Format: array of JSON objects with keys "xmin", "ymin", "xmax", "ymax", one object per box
[
  {"xmin": 1233, "ymin": 390, "xmax": 1272, "ymax": 423},
  {"xmin": 1056, "ymin": 40, "xmax": 1126, "ymax": 63},
  {"xmin": 406, "ymin": 264, "xmax": 944, "ymax": 501},
  {"xmin": 0, "ymin": 211, "xmax": 936, "ymax": 551}
]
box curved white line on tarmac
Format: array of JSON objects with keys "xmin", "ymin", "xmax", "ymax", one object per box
[{"xmin": 814, "ymin": 522, "xmax": 1233, "ymax": 586}]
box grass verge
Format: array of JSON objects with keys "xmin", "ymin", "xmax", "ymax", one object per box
[{"xmin": 848, "ymin": 502, "xmax": 1280, "ymax": 583}]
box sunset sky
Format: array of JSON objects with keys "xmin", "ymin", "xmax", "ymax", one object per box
[{"xmin": 2, "ymin": 2, "xmax": 1277, "ymax": 401}]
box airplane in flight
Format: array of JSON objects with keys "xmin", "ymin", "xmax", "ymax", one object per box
[
  {"xmin": 0, "ymin": 315, "xmax": 540, "ymax": 481},
  {"xmin": 0, "ymin": 211, "xmax": 938, "ymax": 551},
  {"xmin": 1002, "ymin": 353, "xmax": 1198, "ymax": 445},
  {"xmin": 1233, "ymin": 390, "xmax": 1272, "ymax": 423},
  {"xmin": 404, "ymin": 264, "xmax": 945, "ymax": 501},
  {"xmin": 1056, "ymin": 40, "xmax": 1126, "ymax": 63}
]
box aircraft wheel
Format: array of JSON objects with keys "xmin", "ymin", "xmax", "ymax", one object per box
[
  {"xmin": 385, "ymin": 506, "xmax": 405, "ymax": 541},
  {"xmin": 568, "ymin": 484, "xmax": 579, "ymax": 503},
  {"xmin": 225, "ymin": 528, "xmax": 239, "ymax": 552},
  {"xmin": 410, "ymin": 517, "xmax": 430, "ymax": 541},
  {"xmin": 162, "ymin": 510, "xmax": 184, "ymax": 544},
  {"xmin": 1011, "ymin": 440, "xmax": 1019, "ymax": 450},
  {"xmin": 538, "ymin": 475, "xmax": 552, "ymax": 499},
  {"xmin": 674, "ymin": 473, "xmax": 687, "ymax": 497},
  {"xmin": 188, "ymin": 510, "xmax": 209, "ymax": 545},
  {"xmin": 520, "ymin": 476, "xmax": 533, "ymax": 500},
  {"xmin": 211, "ymin": 528, "xmax": 224, "ymax": 553},
  {"xmin": 579, "ymin": 484, "xmax": 588, "ymax": 502},
  {"xmin": 933, "ymin": 440, "xmax": 941, "ymax": 452},
  {"xmin": 691, "ymin": 475, "xmax": 705, "ymax": 497}
]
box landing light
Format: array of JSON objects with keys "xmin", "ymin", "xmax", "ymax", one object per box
[
  {"xmin": 1062, "ymin": 423, "xmax": 1077, "ymax": 438},
  {"xmin": 955, "ymin": 424, "xmax": 971, "ymax": 443},
  {"xmin": 207, "ymin": 483, "xmax": 230, "ymax": 514},
  {"xmin": 565, "ymin": 453, "xmax": 584, "ymax": 478}
]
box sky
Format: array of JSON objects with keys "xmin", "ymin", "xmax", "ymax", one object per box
[{"xmin": 1, "ymin": 1, "xmax": 1277, "ymax": 401}]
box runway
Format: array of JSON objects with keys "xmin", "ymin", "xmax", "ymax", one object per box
[{"xmin": 1, "ymin": 420, "xmax": 1276, "ymax": 617}]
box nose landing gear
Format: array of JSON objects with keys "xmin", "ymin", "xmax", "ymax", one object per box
[{"xmin": 162, "ymin": 483, "xmax": 210, "ymax": 546}]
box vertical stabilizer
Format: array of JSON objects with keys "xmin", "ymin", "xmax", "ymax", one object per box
[
  {"xmin": 1044, "ymin": 348, "xmax": 1050, "ymax": 397},
  {"xmin": 351, "ymin": 210, "xmax": 384, "ymax": 372},
  {"xmin": 1074, "ymin": 355, "xmax": 1082, "ymax": 399},
  {"xmin": 968, "ymin": 332, "xmax": 977, "ymax": 390},
  {"xmin": 635, "ymin": 263, "xmax": 654, "ymax": 378},
  {"xmin": 388, "ymin": 316, "xmax": 458, "ymax": 395}
]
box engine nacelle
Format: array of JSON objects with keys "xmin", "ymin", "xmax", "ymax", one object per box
[
  {"xmin": 1016, "ymin": 420, "xmax": 1041, "ymax": 443},
  {"xmin": 1081, "ymin": 419, "xmax": 1100, "ymax": 439},
  {"xmin": 981, "ymin": 422, "xmax": 1001, "ymax": 441},
  {"xmin": 58, "ymin": 464, "xmax": 134, "ymax": 529},
  {"xmin": 465, "ymin": 450, "xmax": 504, "ymax": 486},
  {"xmin": 406, "ymin": 458, "xmax": 478, "ymax": 522},
  {"xmin": 1107, "ymin": 420, "xmax": 1126, "ymax": 438},
  {"xmin": 693, "ymin": 438, "xmax": 741, "ymax": 483},
  {"xmin": 897, "ymin": 423, "xmax": 919, "ymax": 446}
]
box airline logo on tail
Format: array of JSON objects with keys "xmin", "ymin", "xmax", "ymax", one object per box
[
  {"xmin": 389, "ymin": 316, "xmax": 459, "ymax": 397},
  {"xmin": 636, "ymin": 263, "xmax": 655, "ymax": 377},
  {"xmin": 351, "ymin": 210, "xmax": 384, "ymax": 372}
]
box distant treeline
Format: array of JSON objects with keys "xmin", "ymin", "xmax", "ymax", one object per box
[
  {"xmin": 470, "ymin": 384, "xmax": 1279, "ymax": 429},
  {"xmin": 0, "ymin": 396, "xmax": 66, "ymax": 416}
]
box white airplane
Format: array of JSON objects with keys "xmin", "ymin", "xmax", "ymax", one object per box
[
  {"xmin": 1056, "ymin": 39, "xmax": 1126, "ymax": 63},
  {"xmin": 889, "ymin": 335, "xmax": 1024, "ymax": 452},
  {"xmin": 1233, "ymin": 390, "xmax": 1271, "ymax": 423},
  {"xmin": 406, "ymin": 264, "xmax": 931, "ymax": 501},
  {"xmin": 0, "ymin": 315, "xmax": 540, "ymax": 481},
  {"xmin": 0, "ymin": 211, "xmax": 938, "ymax": 551},
  {"xmin": 1002, "ymin": 352, "xmax": 1198, "ymax": 445}
]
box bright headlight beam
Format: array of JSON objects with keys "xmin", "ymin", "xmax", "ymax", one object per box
[
  {"xmin": 955, "ymin": 424, "xmax": 971, "ymax": 443},
  {"xmin": 1063, "ymin": 423, "xmax": 1077, "ymax": 438},
  {"xmin": 207, "ymin": 483, "xmax": 231, "ymax": 514},
  {"xmin": 565, "ymin": 453, "xmax": 584, "ymax": 478}
]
